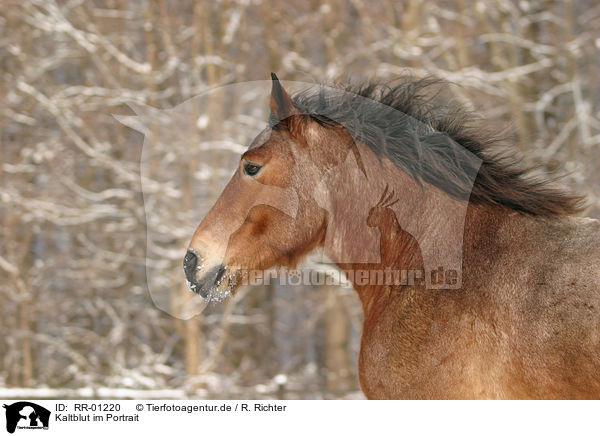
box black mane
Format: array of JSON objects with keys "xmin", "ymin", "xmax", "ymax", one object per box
[{"xmin": 288, "ymin": 77, "xmax": 585, "ymax": 216}]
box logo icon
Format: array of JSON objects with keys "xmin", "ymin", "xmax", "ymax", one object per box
[{"xmin": 3, "ymin": 402, "xmax": 50, "ymax": 434}]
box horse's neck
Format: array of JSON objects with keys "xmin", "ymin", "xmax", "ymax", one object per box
[
  {"xmin": 321, "ymin": 144, "xmax": 549, "ymax": 310},
  {"xmin": 341, "ymin": 201, "xmax": 525, "ymax": 313}
]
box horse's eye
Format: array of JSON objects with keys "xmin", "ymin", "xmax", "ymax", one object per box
[{"xmin": 243, "ymin": 163, "xmax": 262, "ymax": 176}]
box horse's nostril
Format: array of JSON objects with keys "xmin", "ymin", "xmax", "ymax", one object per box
[{"xmin": 183, "ymin": 249, "xmax": 198, "ymax": 282}]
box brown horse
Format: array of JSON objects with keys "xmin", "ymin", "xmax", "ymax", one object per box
[{"xmin": 185, "ymin": 74, "xmax": 600, "ymax": 399}]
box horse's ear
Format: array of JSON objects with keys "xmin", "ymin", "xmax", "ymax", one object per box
[{"xmin": 270, "ymin": 73, "xmax": 299, "ymax": 121}]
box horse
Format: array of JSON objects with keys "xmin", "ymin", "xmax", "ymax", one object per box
[{"xmin": 184, "ymin": 73, "xmax": 600, "ymax": 399}]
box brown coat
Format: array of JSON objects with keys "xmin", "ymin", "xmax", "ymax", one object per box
[
  {"xmin": 357, "ymin": 206, "xmax": 600, "ymax": 399},
  {"xmin": 186, "ymin": 75, "xmax": 598, "ymax": 399}
]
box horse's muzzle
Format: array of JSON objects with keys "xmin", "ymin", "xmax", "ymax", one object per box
[{"xmin": 183, "ymin": 249, "xmax": 225, "ymax": 299}]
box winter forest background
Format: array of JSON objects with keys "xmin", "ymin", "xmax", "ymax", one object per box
[{"xmin": 2, "ymin": 0, "xmax": 600, "ymax": 399}]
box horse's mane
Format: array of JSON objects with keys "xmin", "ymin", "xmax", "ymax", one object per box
[{"xmin": 288, "ymin": 77, "xmax": 586, "ymax": 217}]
